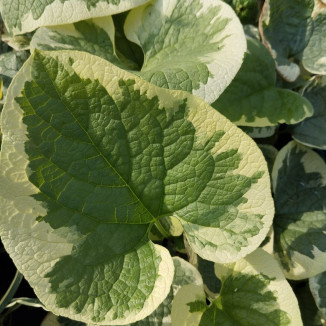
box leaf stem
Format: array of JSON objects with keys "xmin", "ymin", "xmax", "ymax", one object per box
[
  {"xmin": 0, "ymin": 270, "xmax": 23, "ymax": 314},
  {"xmin": 154, "ymin": 220, "xmax": 170, "ymax": 239}
]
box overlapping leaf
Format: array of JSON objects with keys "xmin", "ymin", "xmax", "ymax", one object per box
[
  {"xmin": 0, "ymin": 49, "xmax": 274, "ymax": 323},
  {"xmin": 259, "ymin": 0, "xmax": 314, "ymax": 82},
  {"xmin": 0, "ymin": 50, "xmax": 30, "ymax": 109},
  {"xmin": 179, "ymin": 249, "xmax": 302, "ymax": 325},
  {"xmin": 212, "ymin": 37, "xmax": 313, "ymax": 126},
  {"xmin": 126, "ymin": 257, "xmax": 203, "ymax": 326},
  {"xmin": 302, "ymin": 11, "xmax": 326, "ymax": 75},
  {"xmin": 124, "ymin": 0, "xmax": 246, "ymax": 104},
  {"xmin": 292, "ymin": 77, "xmax": 326, "ymax": 150},
  {"xmin": 310, "ymin": 272, "xmax": 326, "ymax": 320},
  {"xmin": 0, "ymin": 0, "xmax": 150, "ymax": 35},
  {"xmin": 30, "ymin": 17, "xmax": 123, "ymax": 68},
  {"xmin": 272, "ymin": 141, "xmax": 326, "ymax": 279}
]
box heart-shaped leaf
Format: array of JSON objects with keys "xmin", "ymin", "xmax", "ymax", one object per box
[{"xmin": 0, "ymin": 50, "xmax": 273, "ymax": 323}]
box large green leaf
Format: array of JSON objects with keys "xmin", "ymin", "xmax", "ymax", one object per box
[
  {"xmin": 291, "ymin": 77, "xmax": 326, "ymax": 150},
  {"xmin": 310, "ymin": 272, "xmax": 326, "ymax": 320},
  {"xmin": 0, "ymin": 0, "xmax": 150, "ymax": 35},
  {"xmin": 212, "ymin": 37, "xmax": 313, "ymax": 126},
  {"xmin": 190, "ymin": 249, "xmax": 302, "ymax": 325},
  {"xmin": 259, "ymin": 0, "xmax": 314, "ymax": 82},
  {"xmin": 0, "ymin": 50, "xmax": 273, "ymax": 323},
  {"xmin": 124, "ymin": 0, "xmax": 246, "ymax": 104},
  {"xmin": 272, "ymin": 141, "xmax": 326, "ymax": 279},
  {"xmin": 302, "ymin": 12, "xmax": 326, "ymax": 75}
]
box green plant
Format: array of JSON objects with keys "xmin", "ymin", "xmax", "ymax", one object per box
[{"xmin": 0, "ymin": 0, "xmax": 325, "ymax": 325}]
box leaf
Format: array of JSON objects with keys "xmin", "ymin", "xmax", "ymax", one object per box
[
  {"xmin": 171, "ymin": 284, "xmax": 206, "ymax": 326},
  {"xmin": 212, "ymin": 37, "xmax": 313, "ymax": 126},
  {"xmin": 240, "ymin": 126, "xmax": 277, "ymax": 138},
  {"xmin": 199, "ymin": 249, "xmax": 302, "ymax": 325},
  {"xmin": 259, "ymin": 0, "xmax": 314, "ymax": 82},
  {"xmin": 0, "ymin": 50, "xmax": 30, "ymax": 108},
  {"xmin": 30, "ymin": 17, "xmax": 123, "ymax": 68},
  {"xmin": 0, "ymin": 0, "xmax": 151, "ymax": 35},
  {"xmin": 0, "ymin": 49, "xmax": 273, "ymax": 323},
  {"xmin": 124, "ymin": 0, "xmax": 246, "ymax": 104},
  {"xmin": 291, "ymin": 76, "xmax": 326, "ymax": 150},
  {"xmin": 126, "ymin": 257, "xmax": 203, "ymax": 326},
  {"xmin": 310, "ymin": 272, "xmax": 326, "ymax": 320},
  {"xmin": 185, "ymin": 238, "xmax": 222, "ymax": 299},
  {"xmin": 302, "ymin": 12, "xmax": 326, "ymax": 75},
  {"xmin": 272, "ymin": 141, "xmax": 326, "ymax": 279}
]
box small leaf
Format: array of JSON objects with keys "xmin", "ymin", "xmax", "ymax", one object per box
[
  {"xmin": 291, "ymin": 76, "xmax": 326, "ymax": 150},
  {"xmin": 0, "ymin": 50, "xmax": 30, "ymax": 108},
  {"xmin": 124, "ymin": 0, "xmax": 246, "ymax": 104},
  {"xmin": 259, "ymin": 0, "xmax": 314, "ymax": 82},
  {"xmin": 199, "ymin": 249, "xmax": 302, "ymax": 325},
  {"xmin": 310, "ymin": 272, "xmax": 326, "ymax": 320},
  {"xmin": 240, "ymin": 126, "xmax": 277, "ymax": 138},
  {"xmin": 127, "ymin": 257, "xmax": 203, "ymax": 326},
  {"xmin": 272, "ymin": 141, "xmax": 326, "ymax": 279},
  {"xmin": 0, "ymin": 0, "xmax": 151, "ymax": 35},
  {"xmin": 302, "ymin": 13, "xmax": 326, "ymax": 75},
  {"xmin": 212, "ymin": 37, "xmax": 313, "ymax": 126}
]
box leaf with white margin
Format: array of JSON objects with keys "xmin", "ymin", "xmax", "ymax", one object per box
[
  {"xmin": 272, "ymin": 141, "xmax": 326, "ymax": 279},
  {"xmin": 0, "ymin": 49, "xmax": 273, "ymax": 324},
  {"xmin": 212, "ymin": 37, "xmax": 313, "ymax": 126},
  {"xmin": 291, "ymin": 76, "xmax": 326, "ymax": 150},
  {"xmin": 126, "ymin": 257, "xmax": 203, "ymax": 326},
  {"xmin": 30, "ymin": 17, "xmax": 125, "ymax": 69},
  {"xmin": 124, "ymin": 0, "xmax": 246, "ymax": 104},
  {"xmin": 197, "ymin": 249, "xmax": 302, "ymax": 325},
  {"xmin": 0, "ymin": 51, "xmax": 274, "ymax": 324},
  {"xmin": 302, "ymin": 12, "xmax": 326, "ymax": 75},
  {"xmin": 0, "ymin": 0, "xmax": 150, "ymax": 35},
  {"xmin": 259, "ymin": 0, "xmax": 314, "ymax": 82},
  {"xmin": 171, "ymin": 284, "xmax": 206, "ymax": 326},
  {"xmin": 310, "ymin": 271, "xmax": 326, "ymax": 320}
]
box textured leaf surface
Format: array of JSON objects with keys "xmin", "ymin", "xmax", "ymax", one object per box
[
  {"xmin": 292, "ymin": 77, "xmax": 326, "ymax": 150},
  {"xmin": 124, "ymin": 0, "xmax": 246, "ymax": 104},
  {"xmin": 0, "ymin": 50, "xmax": 273, "ymax": 322},
  {"xmin": 272, "ymin": 141, "xmax": 326, "ymax": 279},
  {"xmin": 30, "ymin": 17, "xmax": 123, "ymax": 68},
  {"xmin": 212, "ymin": 37, "xmax": 313, "ymax": 126},
  {"xmin": 127, "ymin": 257, "xmax": 203, "ymax": 326},
  {"xmin": 0, "ymin": 0, "xmax": 150, "ymax": 35},
  {"xmin": 310, "ymin": 272, "xmax": 326, "ymax": 320},
  {"xmin": 259, "ymin": 0, "xmax": 314, "ymax": 81},
  {"xmin": 302, "ymin": 13, "xmax": 326, "ymax": 74},
  {"xmin": 199, "ymin": 249, "xmax": 302, "ymax": 325}
]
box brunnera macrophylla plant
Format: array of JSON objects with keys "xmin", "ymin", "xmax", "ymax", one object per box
[{"xmin": 0, "ymin": 0, "xmax": 325, "ymax": 325}]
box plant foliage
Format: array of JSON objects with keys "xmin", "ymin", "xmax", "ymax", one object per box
[{"xmin": 0, "ymin": 0, "xmax": 325, "ymax": 325}]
